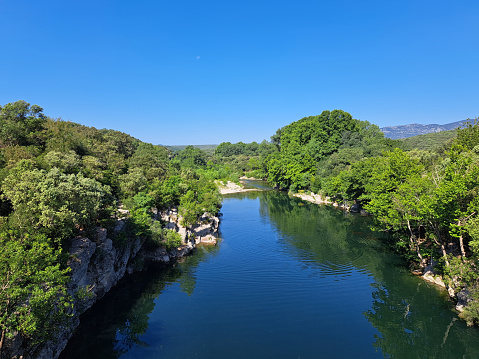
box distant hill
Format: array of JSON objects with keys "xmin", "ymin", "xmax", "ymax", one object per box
[
  {"xmin": 399, "ymin": 129, "xmax": 457, "ymax": 151},
  {"xmin": 381, "ymin": 118, "xmax": 475, "ymax": 139},
  {"xmin": 165, "ymin": 144, "xmax": 218, "ymax": 155}
]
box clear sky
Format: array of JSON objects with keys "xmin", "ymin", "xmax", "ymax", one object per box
[{"xmin": 1, "ymin": 0, "xmax": 478, "ymax": 145}]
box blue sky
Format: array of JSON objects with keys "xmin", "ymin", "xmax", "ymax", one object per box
[{"xmin": 1, "ymin": 0, "xmax": 478, "ymax": 145}]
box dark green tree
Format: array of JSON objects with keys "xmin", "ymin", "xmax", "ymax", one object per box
[{"xmin": 0, "ymin": 100, "xmax": 46, "ymax": 147}]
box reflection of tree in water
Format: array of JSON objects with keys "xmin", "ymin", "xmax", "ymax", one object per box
[
  {"xmin": 59, "ymin": 244, "xmax": 220, "ymax": 359},
  {"xmin": 259, "ymin": 190, "xmax": 479, "ymax": 358},
  {"xmin": 365, "ymin": 276, "xmax": 479, "ymax": 359},
  {"xmin": 257, "ymin": 190, "xmax": 394, "ymax": 281}
]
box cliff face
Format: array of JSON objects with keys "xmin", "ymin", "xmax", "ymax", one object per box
[{"xmin": 4, "ymin": 211, "xmax": 219, "ymax": 359}]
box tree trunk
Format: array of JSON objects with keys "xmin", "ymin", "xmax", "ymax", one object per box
[
  {"xmin": 431, "ymin": 221, "xmax": 450, "ymax": 267},
  {"xmin": 457, "ymin": 212, "xmax": 476, "ymax": 261},
  {"xmin": 0, "ymin": 328, "xmax": 5, "ymax": 359},
  {"xmin": 458, "ymin": 230, "xmax": 467, "ymax": 261},
  {"xmin": 407, "ymin": 220, "xmax": 423, "ymax": 262}
]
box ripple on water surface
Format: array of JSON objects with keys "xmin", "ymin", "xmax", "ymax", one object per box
[{"xmin": 60, "ymin": 191, "xmax": 479, "ymax": 359}]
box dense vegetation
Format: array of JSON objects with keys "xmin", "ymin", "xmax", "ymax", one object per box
[
  {"xmin": 0, "ymin": 101, "xmax": 222, "ymax": 354},
  {"xmin": 166, "ymin": 144, "xmax": 217, "ymax": 156},
  {"xmin": 1, "ymin": 99, "xmax": 478, "ymax": 355},
  {"xmin": 399, "ymin": 129, "xmax": 457, "ymax": 152},
  {"xmin": 214, "ymin": 110, "xmax": 479, "ymax": 325}
]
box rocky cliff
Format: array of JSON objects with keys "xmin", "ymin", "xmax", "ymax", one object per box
[{"xmin": 3, "ymin": 210, "xmax": 219, "ymax": 359}]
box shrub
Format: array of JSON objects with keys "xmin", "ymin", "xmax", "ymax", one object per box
[{"xmin": 165, "ymin": 230, "xmax": 182, "ymax": 249}]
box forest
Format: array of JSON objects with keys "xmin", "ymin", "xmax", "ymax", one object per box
[
  {"xmin": 1, "ymin": 101, "xmax": 479, "ymax": 357},
  {"xmin": 0, "ymin": 101, "xmax": 223, "ymax": 355},
  {"xmin": 213, "ymin": 109, "xmax": 479, "ymax": 326}
]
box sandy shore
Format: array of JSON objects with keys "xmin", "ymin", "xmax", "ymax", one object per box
[
  {"xmin": 292, "ymin": 192, "xmax": 350, "ymax": 209},
  {"xmin": 292, "ymin": 192, "xmax": 334, "ymax": 205},
  {"xmin": 217, "ymin": 180, "xmax": 260, "ymax": 195}
]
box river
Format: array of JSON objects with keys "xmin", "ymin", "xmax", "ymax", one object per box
[{"xmin": 60, "ymin": 185, "xmax": 479, "ymax": 358}]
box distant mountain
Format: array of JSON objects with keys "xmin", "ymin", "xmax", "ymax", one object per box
[{"xmin": 381, "ymin": 118, "xmax": 475, "ymax": 139}]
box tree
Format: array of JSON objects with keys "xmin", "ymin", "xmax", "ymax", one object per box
[
  {"xmin": 267, "ymin": 110, "xmax": 360, "ymax": 190},
  {"xmin": 176, "ymin": 146, "xmax": 208, "ymax": 168},
  {"xmin": 179, "ymin": 190, "xmax": 199, "ymax": 238},
  {"xmin": 0, "ymin": 101, "xmax": 46, "ymax": 147},
  {"xmin": 119, "ymin": 167, "xmax": 147, "ymax": 198},
  {"xmin": 455, "ymin": 118, "xmax": 479, "ymax": 151},
  {"xmin": 42, "ymin": 150, "xmax": 81, "ymax": 174},
  {"xmin": 0, "ymin": 233, "xmax": 72, "ymax": 356},
  {"xmin": 129, "ymin": 143, "xmax": 168, "ymax": 181},
  {"xmin": 364, "ymin": 149, "xmax": 424, "ymax": 226},
  {"xmin": 2, "ymin": 161, "xmax": 110, "ymax": 244},
  {"xmin": 270, "ymin": 127, "xmax": 284, "ymax": 150}
]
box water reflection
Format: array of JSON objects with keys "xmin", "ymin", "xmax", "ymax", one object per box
[
  {"xmin": 61, "ymin": 189, "xmax": 479, "ymax": 359},
  {"xmin": 256, "ymin": 190, "xmax": 393, "ymax": 280},
  {"xmin": 60, "ymin": 245, "xmax": 219, "ymax": 359},
  {"xmin": 255, "ymin": 190, "xmax": 479, "ymax": 359}
]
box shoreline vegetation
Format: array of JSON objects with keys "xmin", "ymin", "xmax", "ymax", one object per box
[
  {"xmin": 0, "ymin": 101, "xmax": 224, "ymax": 359},
  {"xmin": 291, "ymin": 190, "xmax": 469, "ymax": 312},
  {"xmin": 225, "ymin": 110, "xmax": 477, "ymax": 325},
  {"xmin": 1, "ymin": 101, "xmax": 479, "ymax": 358}
]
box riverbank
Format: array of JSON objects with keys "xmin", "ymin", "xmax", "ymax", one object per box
[
  {"xmin": 217, "ymin": 180, "xmax": 261, "ymax": 195},
  {"xmin": 53, "ymin": 189, "xmax": 479, "ymax": 358},
  {"xmin": 4, "ymin": 209, "xmax": 219, "ymax": 359},
  {"xmin": 292, "ymin": 191, "xmax": 471, "ymax": 316},
  {"xmin": 292, "ymin": 191, "xmax": 368, "ymax": 214}
]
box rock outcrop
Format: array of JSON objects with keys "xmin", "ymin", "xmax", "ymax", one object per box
[
  {"xmin": 456, "ymin": 288, "xmax": 473, "ymax": 312},
  {"xmin": 292, "ymin": 192, "xmax": 365, "ymax": 213},
  {"xmin": 4, "ymin": 210, "xmax": 220, "ymax": 359}
]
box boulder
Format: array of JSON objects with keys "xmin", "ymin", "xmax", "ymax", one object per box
[
  {"xmin": 456, "ymin": 288, "xmax": 473, "ymax": 312},
  {"xmin": 349, "ymin": 203, "xmax": 361, "ymax": 213}
]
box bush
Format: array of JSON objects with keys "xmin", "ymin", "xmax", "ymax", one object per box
[
  {"xmin": 165, "ymin": 230, "xmax": 182, "ymax": 249},
  {"xmin": 461, "ymin": 288, "xmax": 479, "ymax": 326},
  {"xmin": 148, "ymin": 220, "xmax": 164, "ymax": 247}
]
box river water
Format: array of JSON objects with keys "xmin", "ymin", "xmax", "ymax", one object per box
[{"xmin": 61, "ymin": 185, "xmax": 479, "ymax": 358}]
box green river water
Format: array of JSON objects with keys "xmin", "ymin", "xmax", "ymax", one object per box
[{"xmin": 60, "ymin": 184, "xmax": 479, "ymax": 358}]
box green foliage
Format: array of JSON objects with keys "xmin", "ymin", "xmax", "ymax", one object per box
[
  {"xmin": 263, "ymin": 110, "xmax": 400, "ymax": 190},
  {"xmin": 466, "ymin": 217, "xmax": 479, "ymax": 256},
  {"xmin": 129, "ymin": 142, "xmax": 168, "ymax": 181},
  {"xmin": 280, "ymin": 110, "xmax": 358, "ymax": 163},
  {"xmin": 211, "ymin": 140, "xmax": 277, "ymax": 181},
  {"xmin": 363, "ymin": 149, "xmax": 424, "ymax": 226},
  {"xmin": 42, "ymin": 150, "xmax": 81, "ymax": 173},
  {"xmin": 0, "ymin": 232, "xmax": 72, "ymax": 344},
  {"xmin": 176, "ymin": 145, "xmax": 208, "ymax": 168},
  {"xmin": 214, "ymin": 141, "xmax": 264, "ymax": 157},
  {"xmin": 454, "ymin": 118, "xmax": 479, "ymax": 151},
  {"xmin": 400, "ymin": 129, "xmax": 457, "ymax": 152},
  {"xmin": 442, "ymin": 256, "xmax": 479, "ymax": 288},
  {"xmin": 462, "ymin": 288, "xmax": 479, "ymax": 326},
  {"xmin": 166, "ymin": 144, "xmax": 217, "ymax": 156},
  {"xmin": 0, "ymin": 100, "xmax": 46, "ymax": 147},
  {"xmin": 154, "ymin": 174, "xmax": 184, "ymax": 208},
  {"xmin": 119, "ymin": 167, "xmax": 147, "ymax": 198},
  {"xmin": 179, "ymin": 190, "xmax": 200, "ymax": 229},
  {"xmin": 124, "ymin": 192, "xmax": 156, "ymax": 237},
  {"xmin": 164, "ymin": 230, "xmax": 182, "ymax": 249},
  {"xmin": 178, "ymin": 175, "xmax": 221, "ymax": 231},
  {"xmin": 2, "ymin": 162, "xmax": 110, "ymax": 243},
  {"xmin": 0, "ymin": 100, "xmax": 226, "ymax": 352},
  {"xmin": 147, "ymin": 220, "xmax": 164, "ymax": 247}
]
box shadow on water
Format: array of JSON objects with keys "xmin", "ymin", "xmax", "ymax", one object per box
[
  {"xmin": 61, "ymin": 189, "xmax": 479, "ymax": 359},
  {"xmin": 256, "ymin": 190, "xmax": 479, "ymax": 359},
  {"xmin": 59, "ymin": 245, "xmax": 220, "ymax": 359}
]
